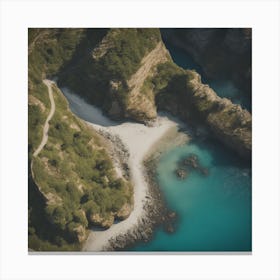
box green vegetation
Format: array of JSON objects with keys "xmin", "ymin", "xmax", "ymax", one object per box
[
  {"xmin": 28, "ymin": 28, "xmax": 86, "ymax": 155},
  {"xmin": 28, "ymin": 28, "xmax": 133, "ymax": 251},
  {"xmin": 138, "ymin": 61, "xmax": 188, "ymax": 111},
  {"xmin": 59, "ymin": 28, "xmax": 161, "ymax": 113}
]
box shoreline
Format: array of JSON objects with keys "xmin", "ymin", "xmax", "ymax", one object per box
[
  {"xmin": 104, "ymin": 123, "xmax": 190, "ymax": 251},
  {"xmin": 60, "ymin": 87, "xmax": 190, "ymax": 251},
  {"xmin": 82, "ymin": 117, "xmax": 187, "ymax": 251}
]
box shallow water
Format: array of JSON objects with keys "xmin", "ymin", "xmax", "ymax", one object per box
[
  {"xmin": 60, "ymin": 42, "xmax": 252, "ymax": 252},
  {"xmin": 130, "ymin": 43, "xmax": 252, "ymax": 252},
  {"xmin": 131, "ymin": 139, "xmax": 252, "ymax": 251}
]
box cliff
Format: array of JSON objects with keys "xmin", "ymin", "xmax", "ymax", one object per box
[
  {"xmin": 147, "ymin": 62, "xmax": 251, "ymax": 159},
  {"xmin": 124, "ymin": 41, "xmax": 171, "ymax": 121},
  {"xmin": 57, "ymin": 28, "xmax": 251, "ymax": 158},
  {"xmin": 28, "ymin": 28, "xmax": 252, "ymax": 250},
  {"xmin": 184, "ymin": 71, "xmax": 251, "ymax": 158},
  {"xmin": 58, "ymin": 28, "xmax": 163, "ymax": 121},
  {"xmin": 161, "ymin": 28, "xmax": 252, "ymax": 95}
]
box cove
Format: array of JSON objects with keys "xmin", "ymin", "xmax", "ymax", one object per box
[
  {"xmin": 130, "ymin": 139, "xmax": 252, "ymax": 252},
  {"xmin": 130, "ymin": 42, "xmax": 252, "ymax": 252}
]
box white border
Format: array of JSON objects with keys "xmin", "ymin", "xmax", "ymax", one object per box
[{"xmin": 1, "ymin": 0, "xmax": 280, "ymax": 279}]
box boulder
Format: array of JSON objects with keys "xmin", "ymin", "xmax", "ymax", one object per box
[
  {"xmin": 116, "ymin": 203, "xmax": 132, "ymax": 220},
  {"xmin": 89, "ymin": 213, "xmax": 114, "ymax": 229},
  {"xmin": 73, "ymin": 225, "xmax": 87, "ymax": 243}
]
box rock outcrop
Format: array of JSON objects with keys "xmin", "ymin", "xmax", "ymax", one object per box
[
  {"xmin": 124, "ymin": 41, "xmax": 171, "ymax": 122},
  {"xmin": 73, "ymin": 225, "xmax": 87, "ymax": 243},
  {"xmin": 175, "ymin": 154, "xmax": 209, "ymax": 179},
  {"xmin": 89, "ymin": 213, "xmax": 114, "ymax": 229},
  {"xmin": 148, "ymin": 59, "xmax": 251, "ymax": 160},
  {"xmin": 161, "ymin": 28, "xmax": 252, "ymax": 94},
  {"xmin": 185, "ymin": 71, "xmax": 251, "ymax": 159},
  {"xmin": 116, "ymin": 203, "xmax": 132, "ymax": 220}
]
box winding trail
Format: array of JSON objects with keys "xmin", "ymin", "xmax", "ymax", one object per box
[{"xmin": 33, "ymin": 79, "xmax": 55, "ymax": 157}]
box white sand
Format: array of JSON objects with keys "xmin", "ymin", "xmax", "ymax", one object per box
[{"xmin": 61, "ymin": 88, "xmax": 185, "ymax": 251}]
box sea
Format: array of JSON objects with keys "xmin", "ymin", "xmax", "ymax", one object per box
[
  {"xmin": 130, "ymin": 41, "xmax": 252, "ymax": 252},
  {"xmin": 61, "ymin": 41, "xmax": 252, "ymax": 252}
]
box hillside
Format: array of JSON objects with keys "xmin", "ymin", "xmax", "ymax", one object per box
[
  {"xmin": 28, "ymin": 28, "xmax": 252, "ymax": 251},
  {"xmin": 56, "ymin": 28, "xmax": 251, "ymax": 158},
  {"xmin": 28, "ymin": 29, "xmax": 132, "ymax": 251},
  {"xmin": 58, "ymin": 28, "xmax": 164, "ymax": 121}
]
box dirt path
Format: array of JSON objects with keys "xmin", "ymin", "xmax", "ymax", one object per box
[
  {"xmin": 33, "ymin": 79, "xmax": 56, "ymax": 157},
  {"xmin": 127, "ymin": 41, "xmax": 169, "ymax": 100}
]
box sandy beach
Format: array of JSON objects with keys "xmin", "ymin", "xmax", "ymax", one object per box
[{"xmin": 61, "ymin": 87, "xmax": 188, "ymax": 251}]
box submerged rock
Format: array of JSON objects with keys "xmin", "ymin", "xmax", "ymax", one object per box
[
  {"xmin": 199, "ymin": 167, "xmax": 209, "ymax": 176},
  {"xmin": 164, "ymin": 224, "xmax": 175, "ymax": 234},
  {"xmin": 176, "ymin": 168, "xmax": 188, "ymax": 179},
  {"xmin": 183, "ymin": 154, "xmax": 199, "ymax": 169},
  {"xmin": 177, "ymin": 154, "xmax": 210, "ymax": 179},
  {"xmin": 167, "ymin": 211, "xmax": 176, "ymax": 219}
]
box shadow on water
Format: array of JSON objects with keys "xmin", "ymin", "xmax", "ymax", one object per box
[
  {"xmin": 161, "ymin": 32, "xmax": 251, "ymax": 112},
  {"xmin": 189, "ymin": 136, "xmax": 251, "ymax": 169},
  {"xmin": 60, "ymin": 87, "xmax": 122, "ymax": 127}
]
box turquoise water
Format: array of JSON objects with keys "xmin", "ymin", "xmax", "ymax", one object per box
[
  {"xmin": 132, "ymin": 139, "xmax": 252, "ymax": 251},
  {"xmin": 130, "ymin": 42, "xmax": 252, "ymax": 252},
  {"xmin": 62, "ymin": 39, "xmax": 252, "ymax": 252},
  {"xmin": 163, "ymin": 41, "xmax": 251, "ymax": 111}
]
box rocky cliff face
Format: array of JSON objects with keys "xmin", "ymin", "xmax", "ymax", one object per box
[
  {"xmin": 184, "ymin": 71, "xmax": 252, "ymax": 158},
  {"xmin": 29, "ymin": 28, "xmax": 252, "ymax": 251},
  {"xmin": 124, "ymin": 41, "xmax": 171, "ymax": 121},
  {"xmin": 151, "ymin": 63, "xmax": 251, "ymax": 159},
  {"xmin": 58, "ymin": 28, "xmax": 164, "ymax": 122},
  {"xmin": 56, "ymin": 28, "xmax": 251, "ymax": 159},
  {"xmin": 161, "ymin": 28, "xmax": 252, "ymax": 95}
]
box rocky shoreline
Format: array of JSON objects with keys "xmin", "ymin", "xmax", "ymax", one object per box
[
  {"xmin": 104, "ymin": 157, "xmax": 178, "ymax": 251},
  {"xmin": 95, "ymin": 128, "xmax": 131, "ymax": 180},
  {"xmin": 103, "ymin": 122, "xmax": 189, "ymax": 251}
]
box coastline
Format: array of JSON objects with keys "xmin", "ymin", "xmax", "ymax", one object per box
[
  {"xmin": 83, "ymin": 117, "xmax": 188, "ymax": 251},
  {"xmin": 60, "ymin": 87, "xmax": 190, "ymax": 251},
  {"xmin": 104, "ymin": 122, "xmax": 191, "ymax": 251}
]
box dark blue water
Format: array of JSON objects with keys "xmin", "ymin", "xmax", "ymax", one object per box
[
  {"xmin": 131, "ymin": 43, "xmax": 252, "ymax": 252},
  {"xmin": 164, "ymin": 42, "xmax": 251, "ymax": 111},
  {"xmin": 131, "ymin": 140, "xmax": 252, "ymax": 251}
]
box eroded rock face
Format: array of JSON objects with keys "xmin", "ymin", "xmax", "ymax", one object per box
[
  {"xmin": 89, "ymin": 213, "xmax": 114, "ymax": 229},
  {"xmin": 156, "ymin": 67, "xmax": 251, "ymax": 159},
  {"xmin": 185, "ymin": 71, "xmax": 252, "ymax": 159},
  {"xmin": 73, "ymin": 225, "xmax": 87, "ymax": 243},
  {"xmin": 124, "ymin": 42, "xmax": 171, "ymax": 122},
  {"xmin": 116, "ymin": 203, "xmax": 132, "ymax": 220}
]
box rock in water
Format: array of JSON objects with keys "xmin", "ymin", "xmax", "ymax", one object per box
[
  {"xmin": 183, "ymin": 154, "xmax": 199, "ymax": 169},
  {"xmin": 176, "ymin": 169, "xmax": 187, "ymax": 179}
]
